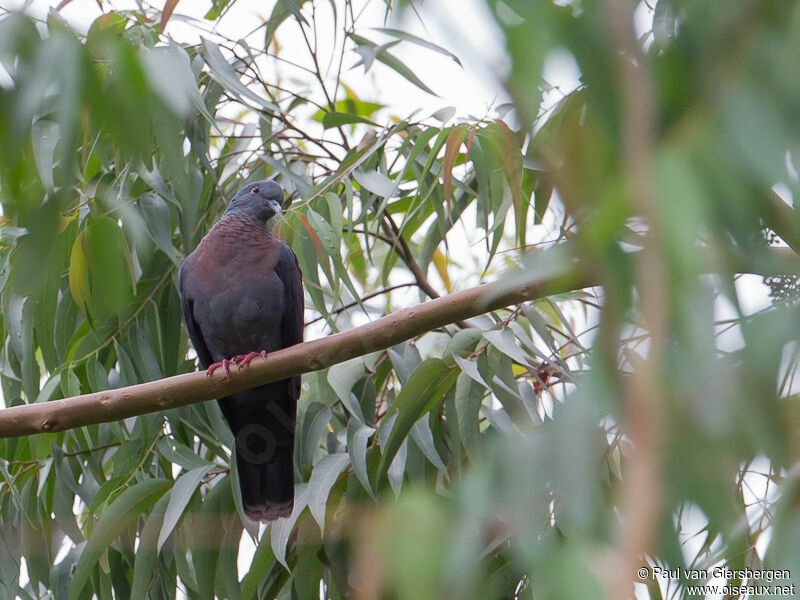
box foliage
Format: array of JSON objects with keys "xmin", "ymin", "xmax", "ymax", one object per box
[{"xmin": 0, "ymin": 0, "xmax": 799, "ymax": 599}]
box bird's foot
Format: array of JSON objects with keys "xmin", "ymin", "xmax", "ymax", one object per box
[
  {"xmin": 206, "ymin": 351, "xmax": 267, "ymax": 378},
  {"xmin": 231, "ymin": 350, "xmax": 267, "ymax": 369},
  {"xmin": 206, "ymin": 358, "xmax": 233, "ymax": 378}
]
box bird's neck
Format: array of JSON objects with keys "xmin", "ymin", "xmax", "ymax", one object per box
[
  {"xmin": 218, "ymin": 214, "xmax": 273, "ymax": 237},
  {"xmin": 198, "ymin": 215, "xmax": 278, "ymax": 261}
]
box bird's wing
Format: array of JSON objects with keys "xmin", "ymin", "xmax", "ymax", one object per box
[
  {"xmin": 275, "ymin": 244, "xmax": 304, "ymax": 349},
  {"xmin": 274, "ymin": 244, "xmax": 304, "ymax": 401},
  {"xmin": 178, "ymin": 260, "xmax": 215, "ymax": 368}
]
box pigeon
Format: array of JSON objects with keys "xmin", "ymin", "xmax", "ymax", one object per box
[{"xmin": 178, "ymin": 180, "xmax": 303, "ymax": 522}]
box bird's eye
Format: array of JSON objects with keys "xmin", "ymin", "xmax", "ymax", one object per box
[{"xmin": 251, "ymin": 187, "xmax": 260, "ymax": 194}]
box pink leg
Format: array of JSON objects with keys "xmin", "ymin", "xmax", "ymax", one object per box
[
  {"xmin": 206, "ymin": 358, "xmax": 233, "ymax": 378},
  {"xmin": 206, "ymin": 351, "xmax": 267, "ymax": 378},
  {"xmin": 231, "ymin": 350, "xmax": 267, "ymax": 369}
]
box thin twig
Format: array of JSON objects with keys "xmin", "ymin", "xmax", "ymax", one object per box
[{"xmin": 305, "ymin": 282, "xmax": 418, "ymax": 326}]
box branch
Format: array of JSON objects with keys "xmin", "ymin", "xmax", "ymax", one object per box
[
  {"xmin": 604, "ymin": 1, "xmax": 663, "ymax": 597},
  {"xmin": 0, "ymin": 270, "xmax": 588, "ymax": 438},
  {"xmin": 0, "ymin": 245, "xmax": 795, "ymax": 439},
  {"xmin": 304, "ymin": 282, "xmax": 417, "ymax": 326}
]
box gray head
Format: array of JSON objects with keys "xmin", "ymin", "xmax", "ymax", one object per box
[{"xmin": 224, "ymin": 180, "xmax": 284, "ymax": 223}]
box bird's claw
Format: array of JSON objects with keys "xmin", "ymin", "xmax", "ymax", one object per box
[
  {"xmin": 206, "ymin": 351, "xmax": 267, "ymax": 378},
  {"xmin": 232, "ymin": 350, "xmax": 268, "ymax": 369},
  {"xmin": 206, "ymin": 358, "xmax": 232, "ymax": 378}
]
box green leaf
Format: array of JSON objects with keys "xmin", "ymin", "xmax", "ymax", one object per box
[
  {"xmin": 308, "ymin": 453, "xmax": 350, "ymax": 534},
  {"xmin": 376, "ymin": 358, "xmax": 458, "ymax": 481},
  {"xmin": 373, "ymin": 27, "xmax": 462, "ymax": 66},
  {"xmin": 51, "ymin": 542, "xmax": 85, "ymax": 600},
  {"xmin": 141, "ymin": 43, "xmax": 196, "ymax": 118},
  {"xmin": 452, "ymin": 353, "xmax": 488, "ymax": 388},
  {"xmin": 265, "ymin": 0, "xmax": 310, "ymax": 46},
  {"xmin": 200, "ymin": 38, "xmax": 276, "ymax": 111},
  {"xmin": 432, "ymin": 106, "xmax": 456, "ymax": 123},
  {"xmin": 205, "ymin": 0, "xmax": 232, "ymax": 19},
  {"xmin": 455, "ymin": 372, "xmax": 484, "ymax": 459},
  {"xmin": 353, "ymin": 169, "xmax": 395, "ymax": 197},
  {"xmin": 306, "ymin": 207, "xmax": 340, "ymax": 256},
  {"xmin": 131, "ymin": 493, "xmax": 170, "ymax": 599},
  {"xmin": 300, "ymin": 402, "xmax": 332, "ymax": 468},
  {"xmin": 327, "ymin": 359, "xmax": 367, "ymax": 424},
  {"xmin": 68, "ymin": 218, "xmax": 136, "ymax": 325},
  {"xmin": 31, "ymin": 120, "xmax": 59, "ymax": 191},
  {"xmin": 378, "ymin": 413, "xmax": 408, "ymax": 497},
  {"xmin": 653, "ymin": 0, "xmax": 677, "ymax": 47},
  {"xmin": 388, "ymin": 343, "xmax": 422, "ymax": 385},
  {"xmin": 69, "ymin": 479, "xmax": 171, "ymax": 600},
  {"xmin": 347, "ymin": 421, "xmax": 375, "ymax": 497},
  {"xmin": 410, "ymin": 417, "xmax": 447, "ymax": 476},
  {"xmin": 241, "ymin": 532, "xmax": 276, "ymax": 600},
  {"xmin": 312, "ymin": 98, "xmax": 384, "ymax": 122},
  {"xmin": 4, "ymin": 293, "xmax": 38, "ymax": 402},
  {"xmin": 351, "ymin": 34, "xmax": 438, "ymax": 96},
  {"xmin": 483, "ymin": 329, "xmax": 532, "ymax": 367},
  {"xmin": 270, "ymin": 482, "xmax": 309, "ymax": 568},
  {"xmin": 158, "ymin": 465, "xmax": 212, "ymax": 552},
  {"xmin": 192, "ymin": 476, "xmax": 235, "ymax": 599},
  {"xmin": 322, "ymin": 112, "xmax": 377, "ymax": 129}
]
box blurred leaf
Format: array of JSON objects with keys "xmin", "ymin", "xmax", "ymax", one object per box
[
  {"xmin": 141, "ymin": 42, "xmax": 203, "ymax": 119},
  {"xmin": 31, "ymin": 120, "xmax": 59, "ymax": 191},
  {"xmin": 68, "ymin": 218, "xmax": 136, "ymax": 325},
  {"xmin": 158, "ymin": 464, "xmax": 212, "ymax": 552},
  {"xmin": 139, "ymin": 192, "xmax": 181, "ymax": 264},
  {"xmin": 131, "ymin": 493, "xmax": 170, "ymax": 598},
  {"xmin": 308, "ymin": 452, "xmax": 349, "ymax": 534},
  {"xmin": 270, "ymin": 482, "xmax": 309, "ymax": 568},
  {"xmin": 240, "ymin": 531, "xmax": 276, "ymax": 600},
  {"xmin": 205, "ymin": 0, "xmax": 232, "ymax": 20},
  {"xmin": 69, "ymin": 479, "xmax": 170, "ymax": 600}
]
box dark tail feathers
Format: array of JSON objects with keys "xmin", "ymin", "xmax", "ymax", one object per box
[
  {"xmin": 222, "ymin": 382, "xmax": 297, "ymax": 523},
  {"xmin": 235, "ymin": 435, "xmax": 294, "ymax": 522}
]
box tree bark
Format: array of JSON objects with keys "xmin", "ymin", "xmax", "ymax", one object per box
[{"xmin": 0, "ymin": 269, "xmax": 587, "ymax": 438}]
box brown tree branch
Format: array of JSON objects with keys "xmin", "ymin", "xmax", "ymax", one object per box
[
  {"xmin": 604, "ymin": 1, "xmax": 664, "ymax": 597},
  {"xmin": 0, "ymin": 269, "xmax": 589, "ymax": 439},
  {"xmin": 0, "ymin": 245, "xmax": 795, "ymax": 440}
]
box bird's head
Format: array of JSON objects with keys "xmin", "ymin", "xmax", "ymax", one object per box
[{"xmin": 224, "ymin": 180, "xmax": 285, "ymax": 224}]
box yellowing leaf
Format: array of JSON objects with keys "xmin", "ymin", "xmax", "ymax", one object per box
[
  {"xmin": 68, "ymin": 219, "xmax": 136, "ymax": 325},
  {"xmin": 432, "ymin": 248, "xmax": 451, "ymax": 293},
  {"xmin": 69, "ymin": 232, "xmax": 89, "ymax": 319}
]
